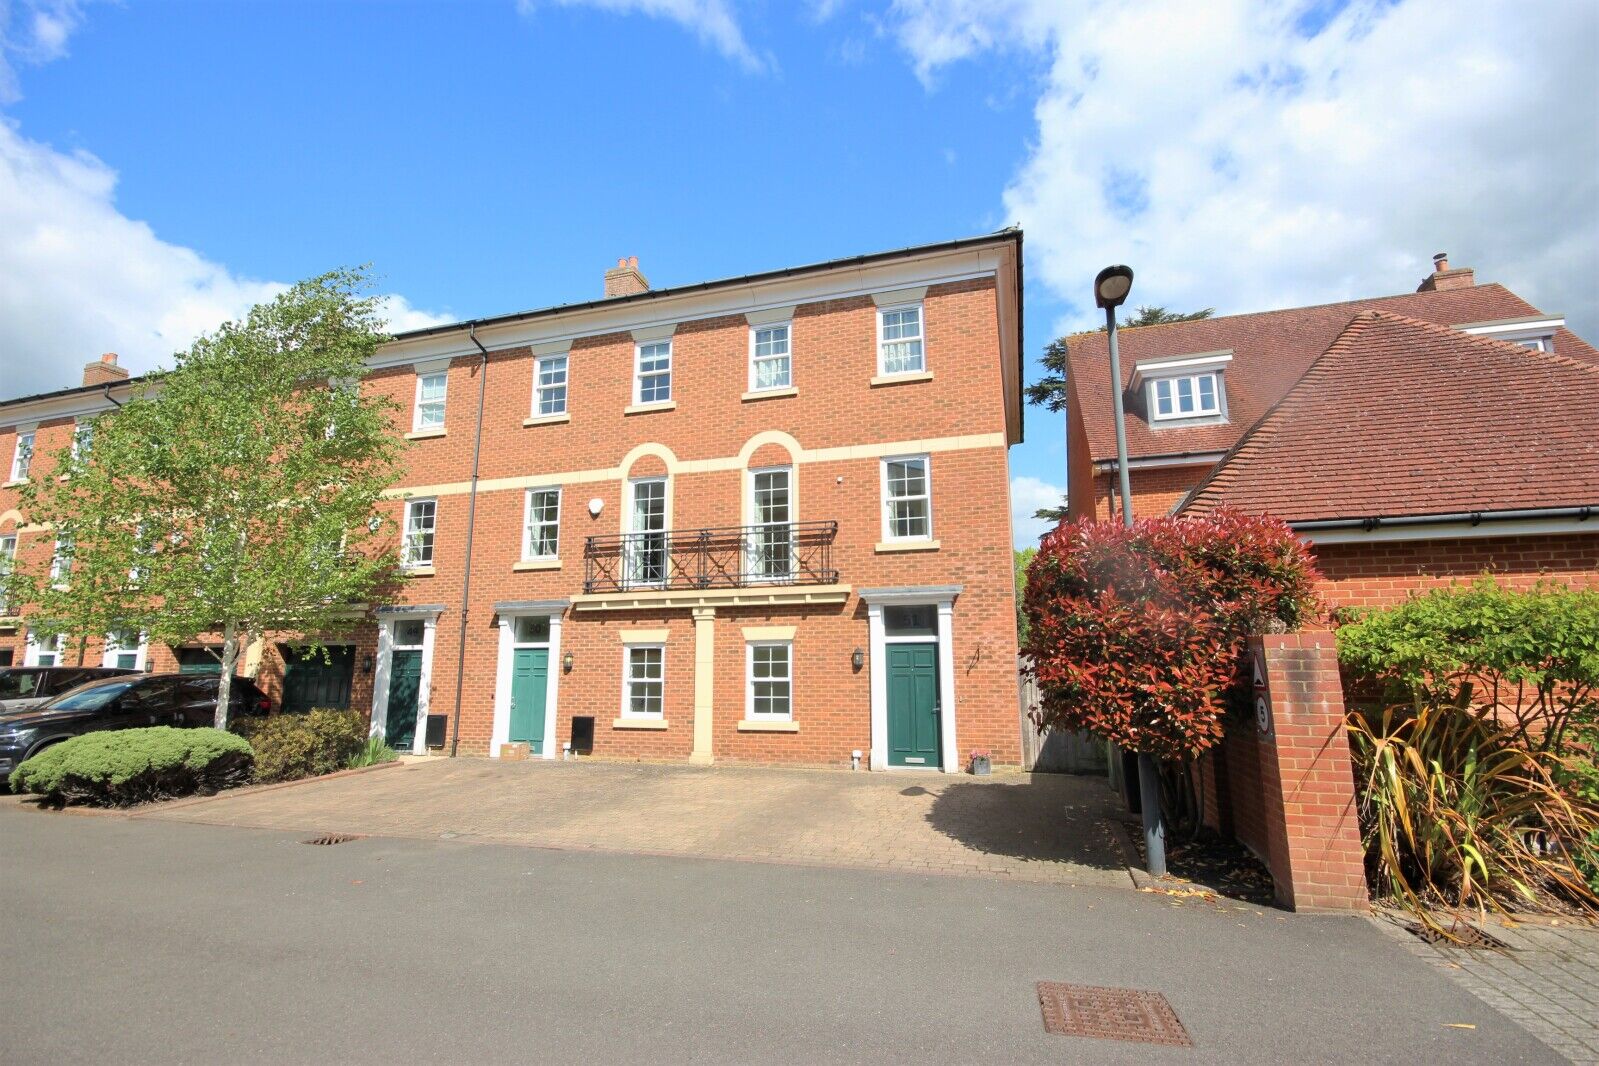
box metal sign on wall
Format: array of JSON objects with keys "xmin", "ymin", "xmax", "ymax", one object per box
[{"xmin": 1251, "ymin": 645, "xmax": 1272, "ymax": 737}]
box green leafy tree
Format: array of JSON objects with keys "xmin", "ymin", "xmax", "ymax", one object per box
[
  {"xmin": 7, "ymin": 268, "xmax": 404, "ymax": 728},
  {"xmin": 1014, "ymin": 547, "xmax": 1037, "ymax": 643},
  {"xmin": 1024, "ymin": 306, "xmax": 1215, "ymax": 413}
]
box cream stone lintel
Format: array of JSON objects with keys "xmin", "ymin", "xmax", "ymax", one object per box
[
  {"xmin": 619, "ymin": 628, "xmax": 670, "ymax": 643},
  {"xmin": 576, "ymin": 584, "xmax": 851, "ymax": 613},
  {"xmin": 383, "ymin": 434, "xmax": 1002, "ymax": 501},
  {"xmin": 871, "ymin": 286, "xmax": 928, "ymax": 307},
  {"xmin": 738, "ymin": 720, "xmax": 800, "ymax": 733},
  {"xmin": 0, "ymin": 617, "xmax": 20, "ymax": 630},
  {"xmin": 741, "ymin": 625, "xmax": 796, "ymax": 641},
  {"xmin": 875, "ymin": 540, "xmax": 941, "ymax": 554},
  {"xmin": 613, "ymin": 718, "xmax": 668, "ymax": 730},
  {"xmin": 745, "ymin": 305, "xmax": 795, "ymax": 327}
]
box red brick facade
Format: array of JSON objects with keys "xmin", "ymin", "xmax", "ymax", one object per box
[{"xmin": 1, "ymin": 236, "xmax": 1027, "ymax": 773}]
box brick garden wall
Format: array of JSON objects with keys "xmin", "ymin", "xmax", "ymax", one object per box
[{"xmin": 1202, "ymin": 632, "xmax": 1368, "ymax": 912}]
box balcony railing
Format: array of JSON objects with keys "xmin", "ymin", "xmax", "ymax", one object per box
[{"xmin": 583, "ymin": 521, "xmax": 839, "ymax": 594}]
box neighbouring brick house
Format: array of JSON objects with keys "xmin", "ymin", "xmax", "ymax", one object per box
[
  {"xmin": 1063, "ymin": 254, "xmax": 1599, "ymax": 609},
  {"xmin": 1, "ymin": 231, "xmax": 1027, "ymax": 771}
]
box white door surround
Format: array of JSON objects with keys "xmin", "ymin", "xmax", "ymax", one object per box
[
  {"xmin": 489, "ymin": 599, "xmax": 568, "ymax": 759},
  {"xmin": 860, "ymin": 585, "xmax": 961, "ymax": 773},
  {"xmin": 370, "ymin": 604, "xmax": 444, "ymax": 755}
]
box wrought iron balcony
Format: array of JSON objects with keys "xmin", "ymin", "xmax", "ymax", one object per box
[{"xmin": 583, "ymin": 521, "xmax": 839, "ymax": 594}]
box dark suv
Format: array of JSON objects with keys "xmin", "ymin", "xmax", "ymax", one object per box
[
  {"xmin": 0, "ymin": 674, "xmax": 273, "ymax": 785},
  {"xmin": 0, "ymin": 666, "xmax": 139, "ymax": 714}
]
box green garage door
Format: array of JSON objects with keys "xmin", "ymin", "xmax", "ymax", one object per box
[
  {"xmin": 177, "ymin": 648, "xmax": 222, "ymax": 675},
  {"xmin": 281, "ymin": 645, "xmax": 355, "ymax": 714}
]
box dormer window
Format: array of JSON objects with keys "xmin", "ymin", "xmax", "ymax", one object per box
[
  {"xmin": 1130, "ymin": 349, "xmax": 1232, "ymax": 425},
  {"xmin": 1456, "ymin": 315, "xmax": 1563, "ymax": 354},
  {"xmin": 1151, "ymin": 373, "xmax": 1220, "ymax": 420}
]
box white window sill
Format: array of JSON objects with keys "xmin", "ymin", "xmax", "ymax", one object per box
[
  {"xmin": 741, "ymin": 387, "xmax": 796, "ymax": 402},
  {"xmin": 405, "ymin": 428, "xmax": 447, "ymax": 440},
  {"xmin": 875, "ymin": 540, "xmax": 940, "ymax": 553},
  {"xmin": 870, "ymin": 370, "xmax": 933, "ymax": 387},
  {"xmin": 737, "ymin": 719, "xmax": 799, "ymax": 733},
  {"xmin": 401, "ymin": 566, "xmax": 436, "ymax": 578},
  {"xmin": 0, "ymin": 616, "xmax": 20, "ymax": 629},
  {"xmin": 624, "ymin": 400, "xmax": 677, "ymax": 416},
  {"xmin": 513, "ymin": 558, "xmax": 561, "ymax": 571},
  {"xmin": 523, "ymin": 413, "xmax": 570, "ymax": 427},
  {"xmin": 2, "ymin": 479, "xmax": 27, "ymax": 489},
  {"xmin": 612, "ymin": 718, "xmax": 668, "ymax": 730}
]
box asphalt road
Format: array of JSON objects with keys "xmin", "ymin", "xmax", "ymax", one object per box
[{"xmin": 0, "ymin": 807, "xmax": 1560, "ymax": 1065}]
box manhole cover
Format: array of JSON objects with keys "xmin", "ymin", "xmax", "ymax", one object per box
[
  {"xmin": 301, "ymin": 833, "xmax": 363, "ymax": 846},
  {"xmin": 1036, "ymin": 982, "xmax": 1192, "ymax": 1047}
]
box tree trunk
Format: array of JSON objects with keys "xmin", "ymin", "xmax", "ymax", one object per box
[{"xmin": 215, "ymin": 621, "xmax": 240, "ymax": 731}]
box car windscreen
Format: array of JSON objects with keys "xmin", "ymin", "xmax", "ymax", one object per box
[
  {"xmin": 0, "ymin": 671, "xmax": 43, "ymax": 700},
  {"xmin": 43, "ymin": 679, "xmax": 139, "ymax": 712}
]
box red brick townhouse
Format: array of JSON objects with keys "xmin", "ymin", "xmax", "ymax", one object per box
[
  {"xmin": 1063, "ymin": 255, "xmax": 1599, "ymax": 607},
  {"xmin": 1, "ymin": 231, "xmax": 1027, "ymax": 771}
]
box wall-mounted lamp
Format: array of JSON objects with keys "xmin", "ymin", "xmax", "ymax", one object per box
[
  {"xmin": 563, "ymin": 651, "xmax": 574, "ymax": 673},
  {"xmin": 362, "ymin": 653, "xmax": 375, "ymax": 675},
  {"xmin": 851, "ymin": 647, "xmax": 864, "ymax": 672}
]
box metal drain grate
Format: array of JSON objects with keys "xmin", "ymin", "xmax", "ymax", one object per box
[
  {"xmin": 301, "ymin": 833, "xmax": 363, "ymax": 846},
  {"xmin": 1405, "ymin": 920, "xmax": 1510, "ymax": 951},
  {"xmin": 1036, "ymin": 982, "xmax": 1192, "ymax": 1047}
]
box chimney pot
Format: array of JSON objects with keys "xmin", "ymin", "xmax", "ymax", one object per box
[
  {"xmin": 82, "ymin": 350, "xmax": 130, "ymax": 387},
  {"xmin": 1417, "ymin": 251, "xmax": 1473, "ymax": 292},
  {"xmin": 1433, "ymin": 252, "xmax": 1449, "ymax": 271},
  {"xmin": 603, "ymin": 255, "xmax": 650, "ymax": 298}
]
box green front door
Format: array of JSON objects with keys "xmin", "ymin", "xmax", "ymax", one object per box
[
  {"xmin": 887, "ymin": 642, "xmax": 941, "ymax": 768},
  {"xmin": 386, "ymin": 649, "xmax": 422, "ymax": 750},
  {"xmin": 508, "ymin": 647, "xmax": 550, "ymax": 753},
  {"xmin": 282, "ymin": 645, "xmax": 355, "ymax": 714}
]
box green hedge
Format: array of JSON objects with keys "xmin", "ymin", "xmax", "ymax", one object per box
[
  {"xmin": 11, "ymin": 727, "xmax": 254, "ymax": 807},
  {"xmin": 233, "ymin": 707, "xmax": 367, "ymax": 783}
]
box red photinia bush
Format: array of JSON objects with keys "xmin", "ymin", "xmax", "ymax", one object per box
[{"xmin": 1022, "ymin": 509, "xmax": 1322, "ymax": 760}]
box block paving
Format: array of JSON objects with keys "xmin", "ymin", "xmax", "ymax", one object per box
[
  {"xmin": 1378, "ymin": 915, "xmax": 1599, "ymax": 1064},
  {"xmin": 143, "ymin": 758, "xmax": 1136, "ymax": 888}
]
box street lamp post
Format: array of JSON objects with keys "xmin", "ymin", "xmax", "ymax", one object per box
[{"xmin": 1093, "ymin": 264, "xmax": 1167, "ymax": 879}]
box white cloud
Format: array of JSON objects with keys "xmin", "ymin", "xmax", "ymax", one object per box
[
  {"xmin": 1010, "ymin": 474, "xmax": 1065, "ymax": 548},
  {"xmin": 0, "ymin": 0, "xmax": 87, "ymax": 102},
  {"xmin": 0, "ymin": 118, "xmax": 452, "ymax": 398},
  {"xmin": 886, "ymin": 0, "xmax": 1599, "ymax": 341},
  {"xmin": 518, "ymin": 0, "xmax": 767, "ymax": 72}
]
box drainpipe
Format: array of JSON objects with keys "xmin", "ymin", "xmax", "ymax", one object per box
[
  {"xmin": 101, "ymin": 384, "xmax": 123, "ymax": 408},
  {"xmin": 448, "ymin": 323, "xmax": 490, "ymax": 757}
]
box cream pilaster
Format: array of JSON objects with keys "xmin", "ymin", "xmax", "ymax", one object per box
[{"xmin": 690, "ymin": 607, "xmax": 716, "ymax": 765}]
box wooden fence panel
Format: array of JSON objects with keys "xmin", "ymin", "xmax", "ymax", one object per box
[{"xmin": 1017, "ymin": 658, "xmax": 1106, "ymax": 774}]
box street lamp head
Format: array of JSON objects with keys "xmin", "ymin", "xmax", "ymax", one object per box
[{"xmin": 1094, "ymin": 264, "xmax": 1134, "ymax": 310}]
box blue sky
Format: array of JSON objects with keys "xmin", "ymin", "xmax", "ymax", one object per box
[{"xmin": 2, "ymin": 0, "xmax": 1594, "ymax": 548}]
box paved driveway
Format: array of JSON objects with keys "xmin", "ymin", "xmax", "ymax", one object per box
[{"xmin": 143, "ymin": 759, "xmax": 1135, "ymax": 888}]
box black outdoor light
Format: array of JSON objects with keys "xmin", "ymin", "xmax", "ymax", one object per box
[
  {"xmin": 1094, "ymin": 264, "xmax": 1134, "ymax": 310},
  {"xmin": 563, "ymin": 651, "xmax": 574, "ymax": 673},
  {"xmin": 851, "ymin": 647, "xmax": 864, "ymax": 672},
  {"xmin": 361, "ymin": 653, "xmax": 375, "ymax": 675}
]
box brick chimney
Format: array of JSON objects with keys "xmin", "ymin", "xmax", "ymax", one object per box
[
  {"xmin": 1416, "ymin": 251, "xmax": 1475, "ymax": 292},
  {"xmin": 82, "ymin": 352, "xmax": 130, "ymax": 387},
  {"xmin": 604, "ymin": 256, "xmax": 649, "ymax": 298}
]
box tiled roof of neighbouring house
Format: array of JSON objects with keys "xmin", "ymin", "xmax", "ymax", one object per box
[
  {"xmin": 1175, "ymin": 311, "xmax": 1599, "ymax": 521},
  {"xmin": 1067, "ymin": 283, "xmax": 1598, "ymax": 465}
]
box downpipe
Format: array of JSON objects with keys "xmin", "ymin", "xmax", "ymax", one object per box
[{"xmin": 448, "ymin": 323, "xmax": 490, "ymax": 757}]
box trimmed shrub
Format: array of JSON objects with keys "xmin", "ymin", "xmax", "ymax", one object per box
[
  {"xmin": 1022, "ymin": 509, "xmax": 1321, "ymax": 760},
  {"xmin": 11, "ymin": 727, "xmax": 254, "ymax": 807},
  {"xmin": 234, "ymin": 707, "xmax": 368, "ymax": 783},
  {"xmin": 1336, "ymin": 578, "xmax": 1599, "ymax": 752}
]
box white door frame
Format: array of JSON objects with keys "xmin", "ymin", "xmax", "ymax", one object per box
[
  {"xmin": 490, "ymin": 599, "xmax": 568, "ymax": 759},
  {"xmin": 370, "ymin": 606, "xmax": 443, "ymax": 755},
  {"xmin": 860, "ymin": 585, "xmax": 961, "ymax": 773}
]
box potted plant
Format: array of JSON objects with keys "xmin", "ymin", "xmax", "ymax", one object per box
[{"xmin": 969, "ymin": 748, "xmax": 992, "ymax": 776}]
